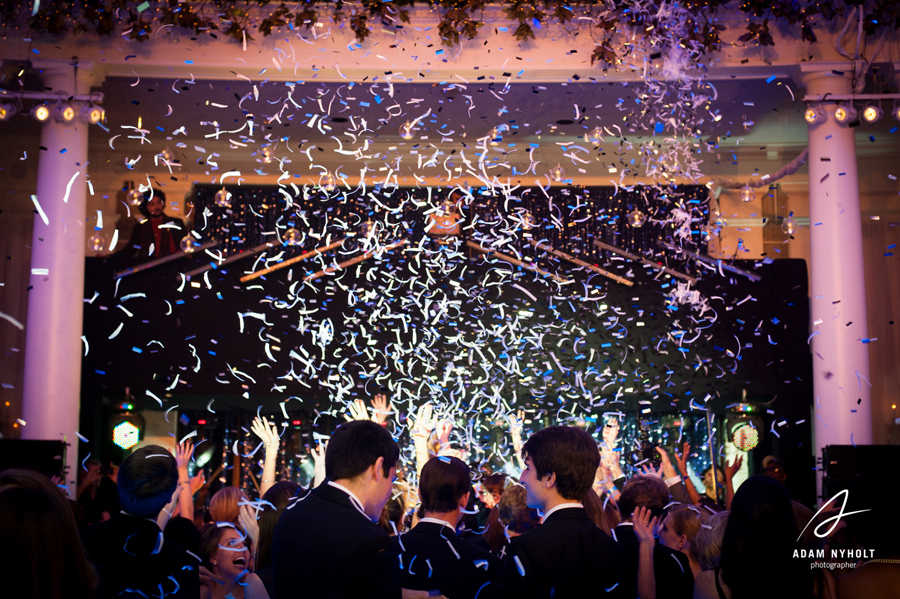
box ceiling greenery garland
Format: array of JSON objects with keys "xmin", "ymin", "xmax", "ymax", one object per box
[{"xmin": 3, "ymin": 1, "xmax": 899, "ymax": 68}]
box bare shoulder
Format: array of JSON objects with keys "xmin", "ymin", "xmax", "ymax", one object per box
[
  {"xmin": 244, "ymin": 572, "xmax": 270, "ymax": 599},
  {"xmin": 693, "ymin": 569, "xmax": 727, "ymax": 599}
]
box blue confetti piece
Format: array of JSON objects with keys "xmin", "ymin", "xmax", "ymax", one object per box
[
  {"xmin": 654, "ymin": 122, "xmax": 664, "ymax": 134},
  {"xmin": 132, "ymin": 347, "xmax": 142, "ymax": 353},
  {"xmin": 766, "ymin": 75, "xmax": 776, "ymax": 83},
  {"xmin": 184, "ymin": 60, "xmax": 193, "ymax": 64}
]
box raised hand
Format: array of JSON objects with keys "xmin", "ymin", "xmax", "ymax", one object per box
[
  {"xmin": 724, "ymin": 454, "xmax": 743, "ymax": 481},
  {"xmin": 344, "ymin": 399, "xmax": 369, "ymax": 422},
  {"xmin": 311, "ymin": 440, "xmax": 327, "ymax": 487},
  {"xmin": 655, "ymin": 446, "xmax": 678, "ymax": 479},
  {"xmin": 507, "ymin": 409, "xmax": 525, "ymax": 437},
  {"xmin": 371, "ymin": 394, "xmax": 391, "ymax": 425},
  {"xmin": 601, "ymin": 447, "xmax": 624, "ymax": 479},
  {"xmin": 673, "ymin": 442, "xmax": 692, "ymax": 476},
  {"xmin": 436, "ymin": 419, "xmax": 453, "ymax": 447},
  {"xmin": 239, "ymin": 503, "xmax": 260, "ymax": 546},
  {"xmin": 251, "ymin": 416, "xmax": 280, "ymax": 450},
  {"xmin": 199, "ymin": 565, "xmax": 225, "ymax": 590},
  {"xmin": 632, "ymin": 506, "xmax": 659, "ymax": 544},
  {"xmin": 602, "ymin": 417, "xmax": 620, "ymax": 450},
  {"xmin": 410, "ymin": 403, "xmax": 438, "ymax": 440},
  {"xmin": 639, "ymin": 462, "xmax": 665, "ymax": 479},
  {"xmin": 175, "ymin": 440, "xmax": 194, "ymax": 472}
]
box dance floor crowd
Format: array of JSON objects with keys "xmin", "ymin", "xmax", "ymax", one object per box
[{"xmin": 1, "ymin": 401, "xmax": 896, "ymax": 599}]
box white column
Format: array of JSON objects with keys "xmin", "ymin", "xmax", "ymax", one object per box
[
  {"xmin": 20, "ymin": 61, "xmax": 97, "ymax": 495},
  {"xmin": 801, "ymin": 67, "xmax": 873, "ymax": 505}
]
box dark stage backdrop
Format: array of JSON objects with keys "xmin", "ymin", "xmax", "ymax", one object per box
[{"xmin": 80, "ymin": 184, "xmax": 815, "ymax": 505}]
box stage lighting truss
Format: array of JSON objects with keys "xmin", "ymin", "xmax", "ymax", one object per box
[
  {"xmin": 0, "ymin": 102, "xmax": 17, "ymax": 121},
  {"xmin": 81, "ymin": 104, "xmax": 106, "ymax": 125},
  {"xmin": 31, "ymin": 104, "xmax": 50, "ymax": 122},
  {"xmin": 0, "ymin": 91, "xmax": 105, "ymax": 125},
  {"xmin": 861, "ymin": 104, "xmax": 883, "ymax": 124},
  {"xmin": 804, "ymin": 105, "xmax": 825, "ymax": 125},
  {"xmin": 834, "ymin": 103, "xmax": 858, "ymax": 125},
  {"xmin": 55, "ymin": 102, "xmax": 77, "ymax": 124}
]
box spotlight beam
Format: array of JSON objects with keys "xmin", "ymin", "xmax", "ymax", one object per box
[
  {"xmin": 467, "ymin": 240, "xmax": 572, "ymax": 284},
  {"xmin": 593, "ymin": 239, "xmax": 697, "ymax": 284},
  {"xmin": 529, "ymin": 239, "xmax": 633, "ymax": 286},
  {"xmin": 239, "ymin": 238, "xmax": 346, "ymax": 283},
  {"xmin": 304, "ymin": 239, "xmax": 408, "ymax": 283}
]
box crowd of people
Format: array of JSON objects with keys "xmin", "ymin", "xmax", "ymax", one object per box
[{"xmin": 1, "ymin": 396, "xmax": 897, "ymax": 599}]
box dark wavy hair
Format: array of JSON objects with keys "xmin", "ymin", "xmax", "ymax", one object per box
[
  {"xmin": 721, "ymin": 476, "xmax": 814, "ymax": 599},
  {"xmin": 521, "ymin": 426, "xmax": 600, "ymax": 501},
  {"xmin": 116, "ymin": 445, "xmax": 178, "ymax": 518}
]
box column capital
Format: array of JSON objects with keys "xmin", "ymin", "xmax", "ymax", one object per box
[
  {"xmin": 30, "ymin": 59, "xmax": 105, "ymax": 93},
  {"xmin": 795, "ymin": 63, "xmax": 854, "ymax": 98}
]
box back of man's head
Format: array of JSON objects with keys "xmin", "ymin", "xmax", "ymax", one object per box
[
  {"xmin": 420, "ymin": 456, "xmax": 470, "ymax": 513},
  {"xmin": 521, "ymin": 425, "xmax": 599, "ymax": 501},
  {"xmin": 618, "ymin": 474, "xmax": 669, "ymax": 520},
  {"xmin": 326, "ymin": 420, "xmax": 399, "ymax": 480},
  {"xmin": 117, "ymin": 445, "xmax": 178, "ymax": 518}
]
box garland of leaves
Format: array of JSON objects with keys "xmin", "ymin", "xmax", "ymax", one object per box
[{"xmin": 3, "ymin": 1, "xmax": 899, "ymax": 68}]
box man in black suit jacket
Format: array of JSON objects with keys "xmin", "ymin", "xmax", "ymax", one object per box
[
  {"xmin": 503, "ymin": 426, "xmax": 628, "ymax": 598},
  {"xmin": 81, "ymin": 445, "xmax": 200, "ymax": 598},
  {"xmin": 125, "ymin": 190, "xmax": 187, "ymax": 262},
  {"xmin": 272, "ymin": 419, "xmax": 402, "ymax": 599},
  {"xmin": 613, "ymin": 475, "xmax": 694, "ymax": 599},
  {"xmin": 394, "ymin": 456, "xmax": 501, "ymax": 598}
]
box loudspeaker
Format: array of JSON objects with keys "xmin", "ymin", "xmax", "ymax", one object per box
[
  {"xmin": 822, "ymin": 444, "xmax": 900, "ymax": 551},
  {"xmin": 0, "ymin": 440, "xmax": 67, "ymax": 478}
]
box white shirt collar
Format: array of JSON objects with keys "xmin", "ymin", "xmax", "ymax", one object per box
[
  {"xmin": 327, "ymin": 481, "xmax": 370, "ymax": 520},
  {"xmin": 542, "ymin": 502, "xmax": 583, "ymax": 521},
  {"xmin": 419, "ymin": 517, "xmax": 456, "ymax": 532}
]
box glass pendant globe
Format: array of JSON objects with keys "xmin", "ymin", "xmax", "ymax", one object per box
[
  {"xmin": 587, "ymin": 127, "xmax": 603, "ymax": 144},
  {"xmin": 320, "ymin": 173, "xmax": 336, "ymax": 192},
  {"xmin": 700, "ymin": 223, "xmax": 716, "ymax": 242},
  {"xmin": 283, "ymin": 227, "xmax": 301, "ymax": 246},
  {"xmin": 399, "ymin": 121, "xmax": 414, "ymax": 140},
  {"xmin": 740, "ymin": 185, "xmax": 755, "ymax": 203},
  {"xmin": 160, "ymin": 148, "xmax": 175, "ymax": 163},
  {"xmin": 180, "ymin": 236, "xmax": 197, "ymax": 253},
  {"xmin": 521, "ymin": 210, "xmax": 537, "ymax": 230},
  {"xmin": 489, "ymin": 127, "xmax": 502, "ymax": 146},
  {"xmin": 627, "ymin": 209, "xmax": 647, "ymax": 228},
  {"xmin": 260, "ymin": 146, "xmax": 273, "ymax": 164},
  {"xmin": 551, "ymin": 165, "xmax": 566, "ymax": 182},
  {"xmin": 127, "ymin": 189, "xmax": 144, "ymax": 207},
  {"xmin": 215, "ymin": 188, "xmax": 232, "ymax": 208},
  {"xmin": 782, "ymin": 214, "xmax": 798, "ymax": 235},
  {"xmin": 88, "ymin": 232, "xmax": 106, "ymax": 252},
  {"xmin": 359, "ymin": 220, "xmax": 377, "ymax": 240}
]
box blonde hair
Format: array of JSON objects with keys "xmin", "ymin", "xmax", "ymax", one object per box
[
  {"xmin": 209, "ymin": 486, "xmax": 248, "ymax": 524},
  {"xmin": 665, "ymin": 505, "xmax": 706, "ymax": 560},
  {"xmin": 695, "ymin": 510, "xmax": 729, "ymax": 571}
]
